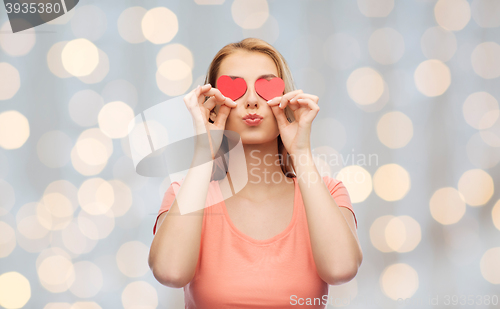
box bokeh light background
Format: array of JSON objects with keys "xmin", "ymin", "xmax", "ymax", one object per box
[{"xmin": 1, "ymin": 0, "xmax": 500, "ymax": 308}]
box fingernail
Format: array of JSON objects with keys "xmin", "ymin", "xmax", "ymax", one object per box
[
  {"xmin": 279, "ymin": 102, "xmax": 282, "ymax": 108},
  {"xmin": 267, "ymin": 99, "xmax": 272, "ymax": 104}
]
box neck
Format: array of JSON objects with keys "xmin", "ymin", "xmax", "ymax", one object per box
[{"xmin": 227, "ymin": 138, "xmax": 293, "ymax": 198}]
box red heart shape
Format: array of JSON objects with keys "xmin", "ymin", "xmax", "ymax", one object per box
[
  {"xmin": 255, "ymin": 77, "xmax": 285, "ymax": 101},
  {"xmin": 216, "ymin": 75, "xmax": 247, "ymax": 101}
]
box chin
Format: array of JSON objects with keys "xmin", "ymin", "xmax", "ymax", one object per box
[{"xmin": 226, "ymin": 125, "xmax": 279, "ymax": 145}]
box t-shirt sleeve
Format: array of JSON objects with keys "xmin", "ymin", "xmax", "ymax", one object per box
[
  {"xmin": 323, "ymin": 176, "xmax": 358, "ymax": 230},
  {"xmin": 153, "ymin": 180, "xmax": 182, "ymax": 235}
]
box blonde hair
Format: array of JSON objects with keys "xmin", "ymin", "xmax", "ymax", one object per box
[{"xmin": 204, "ymin": 38, "xmax": 297, "ymax": 180}]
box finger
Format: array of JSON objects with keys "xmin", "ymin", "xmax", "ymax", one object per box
[
  {"xmin": 200, "ymin": 85, "xmax": 224, "ymax": 101},
  {"xmin": 269, "ymin": 104, "xmax": 290, "ymax": 128},
  {"xmin": 204, "ymin": 95, "xmax": 236, "ymax": 111},
  {"xmin": 213, "ymin": 105, "xmax": 231, "ymax": 127},
  {"xmin": 296, "ymin": 98, "xmax": 320, "ymax": 111},
  {"xmin": 279, "ymin": 89, "xmax": 303, "ymax": 110}
]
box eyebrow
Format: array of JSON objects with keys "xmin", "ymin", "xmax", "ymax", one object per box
[{"xmin": 227, "ymin": 74, "xmax": 277, "ymax": 80}]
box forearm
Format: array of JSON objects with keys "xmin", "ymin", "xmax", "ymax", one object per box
[
  {"xmin": 292, "ymin": 150, "xmax": 362, "ymax": 284},
  {"xmin": 149, "ymin": 147, "xmax": 213, "ymax": 287}
]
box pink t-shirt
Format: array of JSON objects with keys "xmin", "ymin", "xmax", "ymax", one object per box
[{"xmin": 153, "ymin": 176, "xmax": 357, "ymax": 309}]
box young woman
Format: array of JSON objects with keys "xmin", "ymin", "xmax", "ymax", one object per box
[{"xmin": 149, "ymin": 38, "xmax": 362, "ymax": 308}]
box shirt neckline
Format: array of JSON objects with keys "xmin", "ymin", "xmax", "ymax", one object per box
[{"xmin": 218, "ymin": 177, "xmax": 298, "ymax": 245}]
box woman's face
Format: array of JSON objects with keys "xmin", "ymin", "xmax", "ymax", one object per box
[{"xmin": 215, "ymin": 50, "xmax": 281, "ymax": 144}]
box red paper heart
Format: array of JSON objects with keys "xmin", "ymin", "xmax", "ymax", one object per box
[
  {"xmin": 216, "ymin": 75, "xmax": 247, "ymax": 101},
  {"xmin": 255, "ymin": 77, "xmax": 285, "ymax": 101}
]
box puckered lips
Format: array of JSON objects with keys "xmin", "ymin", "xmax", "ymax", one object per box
[{"xmin": 242, "ymin": 113, "xmax": 263, "ymax": 126}]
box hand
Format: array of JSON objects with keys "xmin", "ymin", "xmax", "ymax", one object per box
[
  {"xmin": 183, "ymin": 84, "xmax": 237, "ymax": 159},
  {"xmin": 266, "ymin": 90, "xmax": 320, "ymax": 156}
]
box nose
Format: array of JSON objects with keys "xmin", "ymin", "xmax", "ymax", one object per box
[{"xmin": 245, "ymin": 83, "xmax": 259, "ymax": 109}]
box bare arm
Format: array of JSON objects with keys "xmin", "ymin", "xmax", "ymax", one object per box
[
  {"xmin": 293, "ymin": 150, "xmax": 363, "ymax": 286},
  {"xmin": 148, "ymin": 155, "xmax": 213, "ymax": 288},
  {"xmin": 148, "ymin": 84, "xmax": 235, "ymax": 288}
]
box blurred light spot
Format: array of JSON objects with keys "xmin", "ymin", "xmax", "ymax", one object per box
[
  {"xmin": 430, "ymin": 187, "xmax": 466, "ymax": 225},
  {"xmin": 157, "ymin": 44, "xmax": 193, "ymax": 70},
  {"xmin": 336, "ymin": 165, "xmax": 372, "ymax": 203},
  {"xmin": 116, "ymin": 241, "xmax": 149, "ymax": 277},
  {"xmin": 471, "ymin": 42, "xmax": 500, "ymax": 79},
  {"xmin": 324, "ymin": 33, "xmax": 360, "ymax": 71},
  {"xmin": 480, "ymin": 121, "xmax": 500, "ymax": 147},
  {"xmin": 0, "ymin": 221, "xmax": 16, "ymax": 257},
  {"xmin": 0, "ymin": 272, "xmax": 31, "ymax": 308},
  {"xmin": 327, "ymin": 279, "xmax": 358, "ymax": 308},
  {"xmin": 414, "ymin": 59, "xmax": 451, "ymax": 97},
  {"xmin": 47, "ymin": 41, "xmax": 71, "ymax": 78},
  {"xmin": 102, "ymin": 80, "xmax": 138, "ymax": 108},
  {"xmin": 98, "ymin": 101, "xmax": 135, "ymax": 139},
  {"xmin": 16, "ymin": 202, "xmax": 50, "ymax": 239},
  {"xmin": 458, "ymin": 169, "xmax": 494, "ymax": 206},
  {"xmin": 38, "ymin": 193, "xmax": 74, "ymax": 231},
  {"xmin": 0, "ymin": 63, "xmax": 21, "ymax": 100},
  {"xmin": 355, "ymin": 80, "xmax": 390, "ymax": 113},
  {"xmin": 37, "ymin": 130, "xmax": 73, "ymax": 168},
  {"xmin": 471, "ymin": 0, "xmax": 500, "ymax": 28},
  {"xmin": 311, "ymin": 118, "xmax": 346, "ymax": 151},
  {"xmin": 0, "ymin": 21, "xmax": 35, "ymax": 56},
  {"xmin": 480, "ymin": 247, "xmax": 500, "ymax": 284},
  {"xmin": 493, "ymin": 199, "xmax": 500, "ymax": 231},
  {"xmin": 46, "ymin": 7, "xmax": 75, "ymax": 24},
  {"xmin": 466, "ymin": 132, "xmax": 500, "ymax": 168},
  {"xmin": 463, "ymin": 91, "xmax": 499, "ymax": 130},
  {"xmin": 357, "ymin": 0, "xmax": 394, "ymax": 17},
  {"xmin": 195, "ymin": 0, "xmax": 225, "ymax": 4},
  {"xmin": 368, "ymin": 27, "xmax": 405, "ymax": 65},
  {"xmin": 78, "ymin": 178, "xmax": 115, "ymax": 215},
  {"xmin": 0, "ymin": 110, "xmax": 29, "ymax": 149},
  {"xmin": 70, "ymin": 302, "xmax": 102, "ymax": 309},
  {"xmin": 71, "ymin": 128, "xmax": 113, "ymax": 176},
  {"xmin": 69, "ymin": 90, "xmax": 104, "ymax": 127},
  {"xmin": 156, "ymin": 64, "xmax": 192, "ymax": 96},
  {"xmin": 380, "ymin": 215, "xmax": 422, "ymax": 253},
  {"xmin": 385, "ymin": 217, "xmax": 406, "ymax": 251},
  {"xmin": 76, "ymin": 138, "xmax": 108, "ymax": 166},
  {"xmin": 61, "ymin": 39, "xmax": 99, "ymax": 77},
  {"xmin": 370, "ymin": 215, "xmax": 395, "ymax": 252},
  {"xmin": 141, "ymin": 7, "xmax": 178, "ymax": 44},
  {"xmin": 77, "ymin": 209, "xmax": 115, "ymax": 240},
  {"xmin": 0, "ymin": 179, "xmax": 15, "ymax": 216},
  {"xmin": 242, "ymin": 14, "xmax": 279, "ymax": 44},
  {"xmin": 71, "ymin": 5, "xmax": 107, "ymax": 41},
  {"xmin": 380, "ymin": 263, "xmax": 419, "ymax": 300},
  {"xmin": 69, "ymin": 261, "xmax": 103, "ymax": 298},
  {"xmin": 38, "ymin": 254, "xmax": 75, "ymax": 293},
  {"xmin": 77, "ymin": 49, "xmax": 109, "ymax": 84},
  {"xmin": 373, "ymin": 164, "xmax": 410, "ymax": 201},
  {"xmin": 231, "ymin": 0, "xmax": 269, "ymax": 29},
  {"xmin": 62, "ymin": 220, "xmax": 97, "ymax": 255},
  {"xmin": 118, "ymin": 7, "xmax": 147, "ymax": 44},
  {"xmin": 434, "ymin": 0, "xmax": 471, "ymax": 31},
  {"xmin": 420, "ymin": 26, "xmax": 457, "ymax": 62},
  {"xmin": 158, "ymin": 59, "xmax": 191, "ymax": 81},
  {"xmin": 347, "ymin": 67, "xmax": 384, "ymax": 105},
  {"xmin": 394, "ymin": 216, "xmax": 421, "ymax": 253},
  {"xmin": 122, "ymin": 281, "xmax": 158, "ymax": 309},
  {"xmin": 108, "ymin": 180, "xmax": 133, "ymax": 217},
  {"xmin": 377, "ymin": 111, "xmax": 413, "ymax": 149}
]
